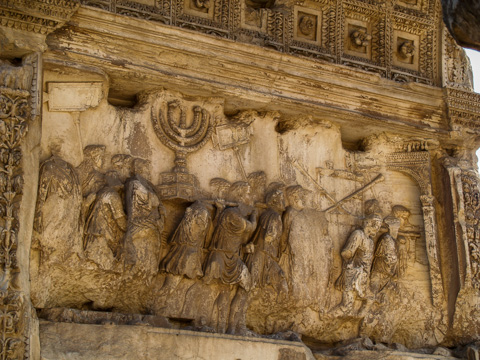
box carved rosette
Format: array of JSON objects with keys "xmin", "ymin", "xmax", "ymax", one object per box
[
  {"xmin": 79, "ymin": 0, "xmax": 441, "ymax": 85},
  {"xmin": 0, "ymin": 86, "xmax": 30, "ymax": 359}
]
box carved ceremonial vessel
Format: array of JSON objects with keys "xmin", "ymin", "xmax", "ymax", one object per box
[{"xmin": 152, "ymin": 95, "xmax": 215, "ymax": 201}]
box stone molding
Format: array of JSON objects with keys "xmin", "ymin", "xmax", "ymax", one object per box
[
  {"xmin": 78, "ymin": 0, "xmax": 442, "ymax": 86},
  {"xmin": 45, "ymin": 7, "xmax": 453, "ymax": 141},
  {"xmin": 0, "ymin": 0, "xmax": 79, "ymax": 35}
]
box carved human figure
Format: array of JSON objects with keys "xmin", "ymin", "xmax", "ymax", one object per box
[
  {"xmin": 33, "ymin": 156, "xmax": 82, "ymax": 264},
  {"xmin": 161, "ymin": 201, "xmax": 213, "ymax": 279},
  {"xmin": 203, "ymin": 181, "xmax": 258, "ymax": 333},
  {"xmin": 210, "ymin": 178, "xmax": 231, "ymax": 200},
  {"xmin": 83, "ymin": 179, "xmax": 127, "ymax": 272},
  {"xmin": 392, "ymin": 205, "xmax": 411, "ymax": 277},
  {"xmin": 246, "ymin": 185, "xmax": 288, "ymax": 293},
  {"xmin": 222, "ymin": 188, "xmax": 288, "ymax": 334},
  {"xmin": 247, "ymin": 171, "xmax": 267, "ymax": 204},
  {"xmin": 370, "ymin": 216, "xmax": 400, "ymax": 294},
  {"xmin": 226, "ymin": 185, "xmax": 288, "ymax": 334},
  {"xmin": 76, "ymin": 145, "xmax": 107, "ymax": 197},
  {"xmin": 124, "ymin": 158, "xmax": 166, "ymax": 278},
  {"xmin": 279, "ymin": 185, "xmax": 306, "ymax": 285},
  {"xmin": 82, "ymin": 154, "xmax": 133, "ymax": 270},
  {"xmin": 397, "ymin": 235, "xmax": 408, "ymax": 278},
  {"xmin": 334, "ymin": 213, "xmax": 382, "ymax": 315}
]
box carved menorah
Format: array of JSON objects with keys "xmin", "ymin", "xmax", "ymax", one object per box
[
  {"xmin": 152, "ymin": 100, "xmax": 212, "ymax": 173},
  {"xmin": 152, "ymin": 99, "xmax": 214, "ymax": 200}
]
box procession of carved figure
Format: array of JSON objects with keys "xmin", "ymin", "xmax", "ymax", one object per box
[
  {"xmin": 33, "ymin": 140, "xmax": 424, "ymax": 332},
  {"xmin": 31, "ymin": 101, "xmax": 431, "ymax": 341}
]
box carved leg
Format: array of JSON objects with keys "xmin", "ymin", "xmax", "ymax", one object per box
[
  {"xmin": 159, "ymin": 274, "xmax": 182, "ymax": 296},
  {"xmin": 332, "ymin": 290, "xmax": 355, "ymax": 316},
  {"xmin": 214, "ymin": 285, "xmax": 232, "ymax": 333},
  {"xmin": 227, "ymin": 287, "xmax": 248, "ymax": 335}
]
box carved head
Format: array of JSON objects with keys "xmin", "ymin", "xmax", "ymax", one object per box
[
  {"xmin": 105, "ymin": 170, "xmax": 123, "ymax": 189},
  {"xmin": 384, "ymin": 215, "xmax": 401, "ymax": 239},
  {"xmin": 399, "ymin": 40, "xmax": 415, "ymax": 59},
  {"xmin": 83, "ymin": 145, "xmax": 106, "ymax": 170},
  {"xmin": 392, "ymin": 205, "xmax": 411, "ymax": 228},
  {"xmin": 265, "ymin": 185, "xmax": 286, "ymax": 213},
  {"xmin": 247, "ymin": 171, "xmax": 267, "ymax": 202},
  {"xmin": 398, "ymin": 235, "xmax": 407, "ymax": 245},
  {"xmin": 363, "ymin": 213, "xmax": 382, "ymax": 238},
  {"xmin": 185, "ymin": 201, "xmax": 210, "ymax": 234},
  {"xmin": 228, "ymin": 181, "xmax": 252, "ymax": 205},
  {"xmin": 111, "ymin": 154, "xmax": 134, "ymax": 182},
  {"xmin": 210, "ymin": 178, "xmax": 231, "ymax": 199},
  {"xmin": 364, "ymin": 199, "xmax": 382, "ymax": 217},
  {"xmin": 299, "ymin": 15, "xmax": 315, "ymax": 36},
  {"xmin": 133, "ymin": 158, "xmax": 151, "ymax": 181},
  {"xmin": 286, "ymin": 185, "xmax": 306, "ymax": 210}
]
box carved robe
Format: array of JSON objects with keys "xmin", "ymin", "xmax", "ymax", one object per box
[
  {"xmin": 34, "ymin": 156, "xmax": 82, "ymax": 263},
  {"xmin": 203, "ymin": 207, "xmax": 255, "ymax": 290},
  {"xmin": 124, "ymin": 176, "xmax": 165, "ymax": 277},
  {"xmin": 278, "ymin": 207, "xmax": 296, "ymax": 284},
  {"xmin": 370, "ymin": 233, "xmax": 398, "ymax": 293},
  {"xmin": 76, "ymin": 161, "xmax": 106, "ymax": 197},
  {"xmin": 245, "ymin": 208, "xmax": 286, "ymax": 290},
  {"xmin": 160, "ymin": 201, "xmax": 211, "ymax": 279},
  {"xmin": 335, "ymin": 229, "xmax": 374, "ymax": 299},
  {"xmin": 83, "ymin": 186, "xmax": 127, "ymax": 271}
]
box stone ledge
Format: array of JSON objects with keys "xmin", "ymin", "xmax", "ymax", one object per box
[
  {"xmin": 313, "ymin": 350, "xmax": 459, "ymax": 360},
  {"xmin": 39, "ymin": 320, "xmax": 316, "ymax": 360}
]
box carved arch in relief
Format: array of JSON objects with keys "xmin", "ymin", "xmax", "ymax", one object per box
[{"xmin": 386, "ymin": 151, "xmax": 444, "ymax": 308}]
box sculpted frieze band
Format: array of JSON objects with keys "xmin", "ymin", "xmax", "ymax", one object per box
[{"xmin": 29, "ymin": 88, "xmax": 447, "ymax": 349}]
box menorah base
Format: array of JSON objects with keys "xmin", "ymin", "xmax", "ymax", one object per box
[{"xmin": 157, "ymin": 172, "xmax": 198, "ymax": 201}]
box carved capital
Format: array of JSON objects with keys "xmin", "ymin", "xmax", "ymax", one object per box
[{"xmin": 420, "ymin": 194, "xmax": 435, "ymax": 208}]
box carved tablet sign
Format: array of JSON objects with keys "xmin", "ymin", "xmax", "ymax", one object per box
[{"xmin": 47, "ymin": 82, "xmax": 104, "ymax": 112}]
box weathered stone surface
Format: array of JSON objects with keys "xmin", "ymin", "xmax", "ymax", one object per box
[
  {"xmin": 2, "ymin": 0, "xmax": 480, "ymax": 359},
  {"xmin": 39, "ymin": 320, "xmax": 316, "ymax": 360}
]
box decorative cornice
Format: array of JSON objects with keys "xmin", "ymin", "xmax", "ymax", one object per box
[
  {"xmin": 76, "ymin": 0, "xmax": 443, "ymax": 86},
  {"xmin": 446, "ymin": 88, "xmax": 480, "ymax": 132},
  {"xmin": 0, "ymin": 0, "xmax": 79, "ymax": 35}
]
